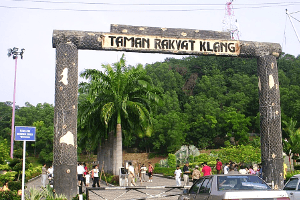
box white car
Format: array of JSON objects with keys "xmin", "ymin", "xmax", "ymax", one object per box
[
  {"xmin": 283, "ymin": 174, "xmax": 300, "ymax": 200},
  {"xmin": 178, "ymin": 174, "xmax": 290, "ymax": 200}
]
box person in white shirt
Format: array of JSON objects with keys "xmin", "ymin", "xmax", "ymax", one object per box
[
  {"xmin": 47, "ymin": 166, "xmax": 54, "ymax": 178},
  {"xmin": 77, "ymin": 163, "xmax": 85, "ymax": 185},
  {"xmin": 223, "ymin": 163, "xmax": 229, "ymax": 174},
  {"xmin": 92, "ymin": 165, "xmax": 100, "ymax": 187},
  {"xmin": 85, "ymin": 171, "xmax": 90, "ymax": 187},
  {"xmin": 140, "ymin": 164, "xmax": 147, "ymax": 182},
  {"xmin": 128, "ymin": 162, "xmax": 136, "ymax": 186},
  {"xmin": 174, "ymin": 165, "xmax": 182, "ymax": 186}
]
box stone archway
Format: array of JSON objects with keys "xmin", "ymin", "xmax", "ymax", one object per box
[{"xmin": 52, "ymin": 24, "xmax": 283, "ymax": 198}]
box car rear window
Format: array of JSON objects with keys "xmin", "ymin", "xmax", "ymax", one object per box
[
  {"xmin": 217, "ymin": 175, "xmax": 271, "ymax": 191},
  {"xmin": 283, "ymin": 178, "xmax": 299, "ymax": 190}
]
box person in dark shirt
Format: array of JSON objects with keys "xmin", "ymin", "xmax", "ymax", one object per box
[{"xmin": 183, "ymin": 162, "xmax": 191, "ymax": 186}]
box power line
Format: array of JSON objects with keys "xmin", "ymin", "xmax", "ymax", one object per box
[
  {"xmin": 7, "ymin": 0, "xmax": 300, "ymax": 7},
  {"xmin": 1, "ymin": 3, "xmax": 300, "ymax": 12}
]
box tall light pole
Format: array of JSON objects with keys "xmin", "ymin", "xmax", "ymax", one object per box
[{"xmin": 7, "ymin": 47, "xmax": 25, "ymax": 159}]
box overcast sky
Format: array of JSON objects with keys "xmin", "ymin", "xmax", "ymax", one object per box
[{"xmin": 0, "ymin": 0, "xmax": 299, "ymax": 107}]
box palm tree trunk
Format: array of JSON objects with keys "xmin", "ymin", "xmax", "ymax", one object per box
[{"xmin": 114, "ymin": 123, "xmax": 122, "ymax": 175}]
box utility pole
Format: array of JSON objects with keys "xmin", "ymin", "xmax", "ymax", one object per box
[{"xmin": 7, "ymin": 47, "xmax": 25, "ymax": 159}]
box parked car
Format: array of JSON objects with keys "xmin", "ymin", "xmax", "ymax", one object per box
[
  {"xmin": 283, "ymin": 174, "xmax": 300, "ymax": 200},
  {"xmin": 178, "ymin": 174, "xmax": 290, "ymax": 200}
]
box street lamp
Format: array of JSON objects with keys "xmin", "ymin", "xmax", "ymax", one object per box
[{"xmin": 7, "ymin": 47, "xmax": 25, "ymax": 159}]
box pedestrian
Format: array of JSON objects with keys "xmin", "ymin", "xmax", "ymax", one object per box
[
  {"xmin": 83, "ymin": 163, "xmax": 88, "ymax": 186},
  {"xmin": 249, "ymin": 165, "xmax": 256, "ymax": 175},
  {"xmin": 92, "ymin": 165, "xmax": 100, "ymax": 187},
  {"xmin": 128, "ymin": 162, "xmax": 136, "ymax": 186},
  {"xmin": 223, "ymin": 163, "xmax": 229, "ymax": 174},
  {"xmin": 183, "ymin": 162, "xmax": 191, "ymax": 186},
  {"xmin": 47, "ymin": 165, "xmax": 54, "ymax": 179},
  {"xmin": 148, "ymin": 162, "xmax": 154, "ymax": 182},
  {"xmin": 77, "ymin": 163, "xmax": 85, "ymax": 186},
  {"xmin": 216, "ymin": 159, "xmax": 222, "ymax": 174},
  {"xmin": 202, "ymin": 162, "xmax": 212, "ymax": 176},
  {"xmin": 238, "ymin": 165, "xmax": 247, "ymax": 174},
  {"xmin": 85, "ymin": 171, "xmax": 90, "ymax": 187},
  {"xmin": 41, "ymin": 164, "xmax": 47, "ymax": 188},
  {"xmin": 140, "ymin": 164, "xmax": 147, "ymax": 182},
  {"xmin": 228, "ymin": 164, "xmax": 240, "ymax": 174},
  {"xmin": 192, "ymin": 165, "xmax": 201, "ymax": 183},
  {"xmin": 174, "ymin": 165, "xmax": 182, "ymax": 186},
  {"xmin": 257, "ymin": 164, "xmax": 263, "ymax": 178}
]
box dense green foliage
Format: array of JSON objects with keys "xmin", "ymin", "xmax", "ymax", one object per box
[{"xmin": 1, "ymin": 54, "xmax": 300, "ymax": 157}]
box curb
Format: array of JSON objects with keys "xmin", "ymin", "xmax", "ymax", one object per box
[{"xmin": 26, "ymin": 174, "xmax": 41, "ymax": 183}]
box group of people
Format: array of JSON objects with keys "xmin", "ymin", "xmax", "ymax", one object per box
[
  {"xmin": 173, "ymin": 159, "xmax": 268, "ymax": 186},
  {"xmin": 77, "ymin": 162, "xmax": 101, "ymax": 188},
  {"xmin": 41, "ymin": 164, "xmax": 54, "ymax": 188},
  {"xmin": 223, "ymin": 162, "xmax": 263, "ymax": 177},
  {"xmin": 128, "ymin": 162, "xmax": 154, "ymax": 186},
  {"xmin": 174, "ymin": 161, "xmax": 213, "ymax": 186}
]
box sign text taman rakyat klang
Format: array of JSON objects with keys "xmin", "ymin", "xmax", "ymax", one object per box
[{"xmin": 102, "ymin": 33, "xmax": 240, "ymax": 56}]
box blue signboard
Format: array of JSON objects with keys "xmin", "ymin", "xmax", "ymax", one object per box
[{"xmin": 15, "ymin": 126, "xmax": 36, "ymax": 141}]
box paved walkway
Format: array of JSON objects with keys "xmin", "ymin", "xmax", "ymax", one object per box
[{"xmin": 26, "ymin": 174, "xmax": 191, "ymax": 199}]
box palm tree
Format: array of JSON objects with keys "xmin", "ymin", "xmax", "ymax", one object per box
[
  {"xmin": 78, "ymin": 54, "xmax": 161, "ymax": 175},
  {"xmin": 283, "ymin": 118, "xmax": 300, "ymax": 169}
]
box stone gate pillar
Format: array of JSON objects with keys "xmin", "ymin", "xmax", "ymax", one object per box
[
  {"xmin": 53, "ymin": 42, "xmax": 78, "ymax": 199},
  {"xmin": 257, "ymin": 55, "xmax": 284, "ymax": 189}
]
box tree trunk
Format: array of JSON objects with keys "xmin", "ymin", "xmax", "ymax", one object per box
[{"xmin": 114, "ymin": 124, "xmax": 122, "ymax": 175}]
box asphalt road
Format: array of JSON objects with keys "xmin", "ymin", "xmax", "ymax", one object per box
[{"xmin": 25, "ymin": 174, "xmax": 191, "ymax": 199}]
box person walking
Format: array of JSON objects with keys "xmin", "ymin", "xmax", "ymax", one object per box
[
  {"xmin": 77, "ymin": 163, "xmax": 85, "ymax": 186},
  {"xmin": 183, "ymin": 162, "xmax": 191, "ymax": 186},
  {"xmin": 140, "ymin": 164, "xmax": 147, "ymax": 182},
  {"xmin": 41, "ymin": 164, "xmax": 48, "ymax": 188},
  {"xmin": 228, "ymin": 164, "xmax": 240, "ymax": 174},
  {"xmin": 85, "ymin": 171, "xmax": 90, "ymax": 187},
  {"xmin": 223, "ymin": 163, "xmax": 229, "ymax": 174},
  {"xmin": 92, "ymin": 165, "xmax": 100, "ymax": 187},
  {"xmin": 249, "ymin": 165, "xmax": 256, "ymax": 175},
  {"xmin": 192, "ymin": 165, "xmax": 201, "ymax": 183},
  {"xmin": 202, "ymin": 162, "xmax": 212, "ymax": 176},
  {"xmin": 148, "ymin": 162, "xmax": 154, "ymax": 182},
  {"xmin": 216, "ymin": 159, "xmax": 222, "ymax": 174},
  {"xmin": 174, "ymin": 165, "xmax": 182, "ymax": 186},
  {"xmin": 128, "ymin": 162, "xmax": 136, "ymax": 186}
]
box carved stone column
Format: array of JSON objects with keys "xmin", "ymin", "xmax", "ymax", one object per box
[
  {"xmin": 257, "ymin": 55, "xmax": 284, "ymax": 189},
  {"xmin": 53, "ymin": 42, "xmax": 78, "ymax": 199}
]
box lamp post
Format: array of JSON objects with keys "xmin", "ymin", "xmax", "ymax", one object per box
[{"xmin": 7, "ymin": 47, "xmax": 25, "ymax": 159}]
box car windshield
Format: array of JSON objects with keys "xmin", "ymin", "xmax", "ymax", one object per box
[{"xmin": 217, "ymin": 175, "xmax": 271, "ymax": 191}]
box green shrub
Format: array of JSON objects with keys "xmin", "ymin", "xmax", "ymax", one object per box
[
  {"xmin": 0, "ymin": 164, "xmax": 10, "ymax": 171},
  {"xmin": 8, "ymin": 181, "xmax": 22, "ymax": 191},
  {"xmin": 167, "ymin": 154, "xmax": 176, "ymax": 168},
  {"xmin": 72, "ymin": 193, "xmax": 86, "ymax": 200},
  {"xmin": 0, "ymin": 190, "xmax": 20, "ymax": 200},
  {"xmin": 0, "ymin": 171, "xmax": 18, "ymax": 183},
  {"xmin": 154, "ymin": 167, "xmax": 176, "ymax": 176}
]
